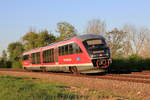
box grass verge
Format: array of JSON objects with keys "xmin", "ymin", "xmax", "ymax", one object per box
[
  {"xmin": 0, "ymin": 75, "xmax": 130, "ymax": 100},
  {"xmin": 0, "ymin": 76, "xmax": 78, "ymax": 100}
]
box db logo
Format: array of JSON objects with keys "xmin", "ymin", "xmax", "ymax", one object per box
[{"xmin": 76, "ymin": 57, "xmax": 81, "ymax": 61}]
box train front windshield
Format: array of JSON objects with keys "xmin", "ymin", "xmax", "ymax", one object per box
[{"xmin": 83, "ymin": 38, "xmax": 110, "ymax": 58}]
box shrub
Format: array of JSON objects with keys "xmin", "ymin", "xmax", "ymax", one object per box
[
  {"xmin": 127, "ymin": 54, "xmax": 143, "ymax": 71},
  {"xmin": 12, "ymin": 61, "xmax": 22, "ymax": 68},
  {"xmin": 0, "ymin": 60, "xmax": 12, "ymax": 68},
  {"xmin": 108, "ymin": 55, "xmax": 150, "ymax": 72}
]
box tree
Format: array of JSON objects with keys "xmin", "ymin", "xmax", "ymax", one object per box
[
  {"xmin": 7, "ymin": 42, "xmax": 24, "ymax": 68},
  {"xmin": 56, "ymin": 22, "xmax": 77, "ymax": 41},
  {"xmin": 85, "ymin": 19, "xmax": 106, "ymax": 34},
  {"xmin": 1, "ymin": 50, "xmax": 7, "ymax": 61},
  {"xmin": 37, "ymin": 30, "xmax": 56, "ymax": 47},
  {"xmin": 22, "ymin": 31, "xmax": 38, "ymax": 50},
  {"xmin": 123, "ymin": 25, "xmax": 147, "ymax": 55},
  {"xmin": 22, "ymin": 29, "xmax": 56, "ymax": 50},
  {"xmin": 105, "ymin": 28, "xmax": 128, "ymax": 58},
  {"xmin": 0, "ymin": 50, "xmax": 11, "ymax": 68},
  {"xmin": 139, "ymin": 31, "xmax": 150, "ymax": 58}
]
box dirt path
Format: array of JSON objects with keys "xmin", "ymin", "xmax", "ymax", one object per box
[{"xmin": 0, "ymin": 71, "xmax": 150, "ymax": 100}]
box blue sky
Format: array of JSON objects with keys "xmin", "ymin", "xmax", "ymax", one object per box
[{"xmin": 0, "ymin": 0, "xmax": 150, "ymax": 54}]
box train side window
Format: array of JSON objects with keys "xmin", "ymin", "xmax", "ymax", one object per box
[
  {"xmin": 31, "ymin": 53, "xmax": 35, "ymax": 64},
  {"xmin": 48, "ymin": 50, "xmax": 50, "ymax": 62},
  {"xmin": 59, "ymin": 47, "xmax": 62, "ymax": 56},
  {"xmin": 43, "ymin": 51, "xmax": 45, "ymax": 63},
  {"xmin": 37, "ymin": 52, "xmax": 40, "ymax": 64},
  {"xmin": 46, "ymin": 50, "xmax": 48, "ymax": 63},
  {"xmin": 68, "ymin": 44, "xmax": 73, "ymax": 54},
  {"xmin": 64, "ymin": 45, "xmax": 69, "ymax": 55},
  {"xmin": 58, "ymin": 43, "xmax": 82, "ymax": 56},
  {"xmin": 49, "ymin": 50, "xmax": 51, "ymax": 62},
  {"xmin": 43, "ymin": 49, "xmax": 54, "ymax": 63},
  {"xmin": 73, "ymin": 43, "xmax": 82, "ymax": 54},
  {"xmin": 49, "ymin": 49, "xmax": 54, "ymax": 63},
  {"xmin": 62, "ymin": 46, "xmax": 65, "ymax": 55},
  {"xmin": 31, "ymin": 52, "xmax": 40, "ymax": 64},
  {"xmin": 43, "ymin": 50, "xmax": 48, "ymax": 63},
  {"xmin": 52, "ymin": 49, "xmax": 54, "ymax": 62},
  {"xmin": 59, "ymin": 45, "xmax": 66, "ymax": 56},
  {"xmin": 43, "ymin": 51, "xmax": 46, "ymax": 63}
]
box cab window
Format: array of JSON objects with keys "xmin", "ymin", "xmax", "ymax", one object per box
[{"xmin": 23, "ymin": 55, "xmax": 29, "ymax": 60}]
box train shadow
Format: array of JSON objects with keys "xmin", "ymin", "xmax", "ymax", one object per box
[
  {"xmin": 32, "ymin": 69, "xmax": 138, "ymax": 76},
  {"xmin": 82, "ymin": 72, "xmax": 107, "ymax": 76}
]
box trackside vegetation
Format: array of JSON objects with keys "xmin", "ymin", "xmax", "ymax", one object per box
[
  {"xmin": 108, "ymin": 55, "xmax": 150, "ymax": 72},
  {"xmin": 0, "ymin": 75, "xmax": 129, "ymax": 100},
  {"xmin": 0, "ymin": 76, "xmax": 78, "ymax": 100}
]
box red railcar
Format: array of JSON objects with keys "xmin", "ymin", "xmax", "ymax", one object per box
[{"xmin": 22, "ymin": 34, "xmax": 111, "ymax": 73}]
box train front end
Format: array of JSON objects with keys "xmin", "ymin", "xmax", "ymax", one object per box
[{"xmin": 78, "ymin": 34, "xmax": 111, "ymax": 72}]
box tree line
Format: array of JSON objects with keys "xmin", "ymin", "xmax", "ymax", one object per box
[{"xmin": 0, "ymin": 19, "xmax": 150, "ymax": 69}]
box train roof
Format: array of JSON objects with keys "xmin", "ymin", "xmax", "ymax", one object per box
[
  {"xmin": 45, "ymin": 34, "xmax": 106, "ymax": 47},
  {"xmin": 76, "ymin": 33, "xmax": 105, "ymax": 41},
  {"xmin": 23, "ymin": 33, "xmax": 105, "ymax": 55}
]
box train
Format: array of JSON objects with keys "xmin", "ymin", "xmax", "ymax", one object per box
[{"xmin": 22, "ymin": 34, "xmax": 111, "ymax": 73}]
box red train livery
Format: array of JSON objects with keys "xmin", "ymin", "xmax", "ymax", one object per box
[{"xmin": 22, "ymin": 34, "xmax": 111, "ymax": 73}]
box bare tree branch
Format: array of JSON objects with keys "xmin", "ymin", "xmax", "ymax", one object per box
[{"xmin": 85, "ymin": 19, "xmax": 106, "ymax": 34}]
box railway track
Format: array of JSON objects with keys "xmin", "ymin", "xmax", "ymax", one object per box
[
  {"xmin": 0, "ymin": 68, "xmax": 150, "ymax": 84},
  {"xmin": 86, "ymin": 74, "xmax": 150, "ymax": 84}
]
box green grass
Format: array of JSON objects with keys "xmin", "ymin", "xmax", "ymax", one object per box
[
  {"xmin": 0, "ymin": 76, "xmax": 78, "ymax": 100},
  {"xmin": 0, "ymin": 75, "xmax": 132, "ymax": 100}
]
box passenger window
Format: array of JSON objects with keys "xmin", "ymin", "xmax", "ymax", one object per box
[
  {"xmin": 31, "ymin": 52, "xmax": 40, "ymax": 64},
  {"xmin": 73, "ymin": 43, "xmax": 82, "ymax": 54},
  {"xmin": 68, "ymin": 44, "xmax": 73, "ymax": 54},
  {"xmin": 62, "ymin": 46, "xmax": 65, "ymax": 55},
  {"xmin": 64, "ymin": 45, "xmax": 69, "ymax": 55},
  {"xmin": 43, "ymin": 49, "xmax": 54, "ymax": 63},
  {"xmin": 58, "ymin": 43, "xmax": 82, "ymax": 56},
  {"xmin": 59, "ymin": 47, "xmax": 62, "ymax": 56}
]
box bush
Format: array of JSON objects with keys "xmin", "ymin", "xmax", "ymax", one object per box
[
  {"xmin": 108, "ymin": 54, "xmax": 150, "ymax": 72},
  {"xmin": 0, "ymin": 60, "xmax": 12, "ymax": 68},
  {"xmin": 0, "ymin": 60, "xmax": 22, "ymax": 69},
  {"xmin": 140, "ymin": 58, "xmax": 150, "ymax": 70},
  {"xmin": 128, "ymin": 54, "xmax": 143, "ymax": 71},
  {"xmin": 108, "ymin": 58, "xmax": 131, "ymax": 72},
  {"xmin": 12, "ymin": 61, "xmax": 22, "ymax": 68}
]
